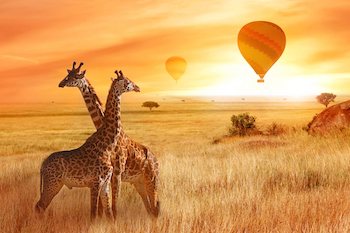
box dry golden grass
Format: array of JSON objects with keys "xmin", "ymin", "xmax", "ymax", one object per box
[{"xmin": 1, "ymin": 101, "xmax": 350, "ymax": 232}]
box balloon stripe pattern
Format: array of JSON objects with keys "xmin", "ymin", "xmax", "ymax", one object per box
[
  {"xmin": 238, "ymin": 21, "xmax": 286, "ymax": 80},
  {"xmin": 239, "ymin": 28, "xmax": 281, "ymax": 61}
]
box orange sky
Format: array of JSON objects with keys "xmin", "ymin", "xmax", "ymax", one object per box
[{"xmin": 2, "ymin": 0, "xmax": 350, "ymax": 103}]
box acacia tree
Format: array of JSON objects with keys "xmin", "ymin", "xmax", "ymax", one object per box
[
  {"xmin": 142, "ymin": 101, "xmax": 159, "ymax": 111},
  {"xmin": 316, "ymin": 93, "xmax": 336, "ymax": 108}
]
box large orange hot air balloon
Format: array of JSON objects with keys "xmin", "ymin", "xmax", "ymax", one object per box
[
  {"xmin": 165, "ymin": 56, "xmax": 187, "ymax": 84},
  {"xmin": 238, "ymin": 21, "xmax": 286, "ymax": 83}
]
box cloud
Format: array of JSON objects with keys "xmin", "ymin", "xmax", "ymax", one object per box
[{"xmin": 1, "ymin": 55, "xmax": 39, "ymax": 64}]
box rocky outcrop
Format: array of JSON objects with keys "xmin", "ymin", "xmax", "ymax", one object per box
[{"xmin": 308, "ymin": 100, "xmax": 350, "ymax": 134}]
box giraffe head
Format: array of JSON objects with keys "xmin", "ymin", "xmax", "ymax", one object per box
[
  {"xmin": 58, "ymin": 62, "xmax": 86, "ymax": 88},
  {"xmin": 112, "ymin": 70, "xmax": 140, "ymax": 94}
]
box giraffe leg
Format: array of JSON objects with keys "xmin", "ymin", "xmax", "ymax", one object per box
[
  {"xmin": 142, "ymin": 158, "xmax": 160, "ymax": 218},
  {"xmin": 97, "ymin": 196, "xmax": 104, "ymax": 218},
  {"xmin": 143, "ymin": 176, "xmax": 160, "ymax": 218},
  {"xmin": 111, "ymin": 172, "xmax": 122, "ymax": 218},
  {"xmin": 100, "ymin": 176, "xmax": 114, "ymax": 223},
  {"xmin": 90, "ymin": 183, "xmax": 100, "ymax": 223},
  {"xmin": 35, "ymin": 174, "xmax": 63, "ymax": 215},
  {"xmin": 133, "ymin": 180, "xmax": 153, "ymax": 216}
]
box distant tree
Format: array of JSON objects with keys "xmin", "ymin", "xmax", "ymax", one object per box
[
  {"xmin": 142, "ymin": 101, "xmax": 159, "ymax": 111},
  {"xmin": 316, "ymin": 93, "xmax": 336, "ymax": 108}
]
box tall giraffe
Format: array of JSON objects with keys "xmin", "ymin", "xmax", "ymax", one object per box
[
  {"xmin": 59, "ymin": 63, "xmax": 160, "ymax": 219},
  {"xmin": 109, "ymin": 71, "xmax": 160, "ymax": 219},
  {"xmin": 35, "ymin": 72, "xmax": 140, "ymax": 223},
  {"xmin": 59, "ymin": 62, "xmax": 106, "ymax": 217}
]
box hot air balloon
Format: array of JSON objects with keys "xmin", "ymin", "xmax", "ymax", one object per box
[
  {"xmin": 238, "ymin": 21, "xmax": 286, "ymax": 83},
  {"xmin": 165, "ymin": 56, "xmax": 187, "ymax": 84}
]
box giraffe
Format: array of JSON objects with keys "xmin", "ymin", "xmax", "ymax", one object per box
[
  {"xmin": 58, "ymin": 63, "xmax": 160, "ymax": 219},
  {"xmin": 59, "ymin": 62, "xmax": 106, "ymax": 217},
  {"xmin": 35, "ymin": 71, "xmax": 140, "ymax": 223}
]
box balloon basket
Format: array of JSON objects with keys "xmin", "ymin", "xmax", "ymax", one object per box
[{"xmin": 257, "ymin": 79, "xmax": 264, "ymax": 83}]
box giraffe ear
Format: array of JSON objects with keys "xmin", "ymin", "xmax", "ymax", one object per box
[
  {"xmin": 81, "ymin": 70, "xmax": 86, "ymax": 75},
  {"xmin": 67, "ymin": 69, "xmax": 71, "ymax": 73},
  {"xmin": 111, "ymin": 78, "xmax": 115, "ymax": 82}
]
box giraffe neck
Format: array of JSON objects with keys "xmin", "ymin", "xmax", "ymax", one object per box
[
  {"xmin": 78, "ymin": 79, "xmax": 104, "ymax": 130},
  {"xmin": 103, "ymin": 83, "xmax": 123, "ymax": 138}
]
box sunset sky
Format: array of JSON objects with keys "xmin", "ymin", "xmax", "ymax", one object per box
[{"xmin": 2, "ymin": 0, "xmax": 350, "ymax": 103}]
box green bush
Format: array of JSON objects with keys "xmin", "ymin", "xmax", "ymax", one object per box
[{"xmin": 229, "ymin": 112, "xmax": 260, "ymax": 136}]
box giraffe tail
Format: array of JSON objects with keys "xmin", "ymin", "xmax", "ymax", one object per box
[
  {"xmin": 39, "ymin": 168, "xmax": 43, "ymax": 195},
  {"xmin": 35, "ymin": 168, "xmax": 44, "ymax": 214}
]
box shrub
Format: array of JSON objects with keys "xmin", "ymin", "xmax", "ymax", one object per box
[
  {"xmin": 229, "ymin": 112, "xmax": 260, "ymax": 136},
  {"xmin": 266, "ymin": 122, "xmax": 289, "ymax": 136}
]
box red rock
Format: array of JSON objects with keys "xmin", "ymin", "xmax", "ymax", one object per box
[{"xmin": 308, "ymin": 100, "xmax": 350, "ymax": 134}]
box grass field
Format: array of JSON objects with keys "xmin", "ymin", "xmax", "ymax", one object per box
[{"xmin": 1, "ymin": 101, "xmax": 350, "ymax": 232}]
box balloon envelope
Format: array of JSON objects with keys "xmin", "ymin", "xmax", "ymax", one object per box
[
  {"xmin": 238, "ymin": 21, "xmax": 286, "ymax": 82},
  {"xmin": 165, "ymin": 56, "xmax": 187, "ymax": 83}
]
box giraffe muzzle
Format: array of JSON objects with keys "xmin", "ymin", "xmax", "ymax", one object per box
[
  {"xmin": 58, "ymin": 81, "xmax": 66, "ymax": 88},
  {"xmin": 134, "ymin": 86, "xmax": 141, "ymax": 92}
]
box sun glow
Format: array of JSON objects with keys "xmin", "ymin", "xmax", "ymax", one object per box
[{"xmin": 172, "ymin": 78, "xmax": 323, "ymax": 103}]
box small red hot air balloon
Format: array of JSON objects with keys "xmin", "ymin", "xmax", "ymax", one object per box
[{"xmin": 238, "ymin": 21, "xmax": 286, "ymax": 83}]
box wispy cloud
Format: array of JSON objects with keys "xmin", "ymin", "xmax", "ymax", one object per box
[{"xmin": 1, "ymin": 55, "xmax": 39, "ymax": 64}]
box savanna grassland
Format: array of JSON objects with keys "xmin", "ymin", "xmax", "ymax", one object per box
[{"xmin": 2, "ymin": 101, "xmax": 350, "ymax": 232}]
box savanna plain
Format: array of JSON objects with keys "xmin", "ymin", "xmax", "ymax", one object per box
[{"xmin": 2, "ymin": 100, "xmax": 350, "ymax": 233}]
